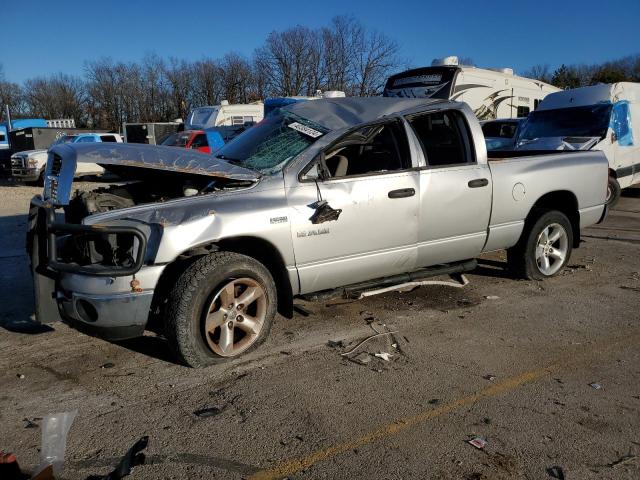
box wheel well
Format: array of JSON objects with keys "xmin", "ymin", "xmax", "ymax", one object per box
[
  {"xmin": 609, "ymin": 168, "xmax": 617, "ymax": 179},
  {"xmin": 527, "ymin": 191, "xmax": 580, "ymax": 248}
]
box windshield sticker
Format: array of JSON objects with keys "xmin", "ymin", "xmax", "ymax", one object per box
[{"xmin": 288, "ymin": 122, "xmax": 323, "ymax": 138}]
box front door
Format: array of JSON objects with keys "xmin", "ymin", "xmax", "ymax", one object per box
[{"xmin": 286, "ymin": 120, "xmax": 420, "ymax": 294}]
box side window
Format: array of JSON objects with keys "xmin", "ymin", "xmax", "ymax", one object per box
[
  {"xmin": 191, "ymin": 134, "xmax": 209, "ymax": 148},
  {"xmin": 408, "ymin": 111, "xmax": 473, "ymax": 167},
  {"xmin": 77, "ymin": 136, "xmax": 96, "ymax": 143},
  {"xmin": 323, "ymin": 121, "xmax": 410, "ymax": 179},
  {"xmin": 517, "ymin": 106, "xmax": 530, "ymax": 117},
  {"xmin": 100, "ymin": 135, "xmax": 118, "ymax": 142}
]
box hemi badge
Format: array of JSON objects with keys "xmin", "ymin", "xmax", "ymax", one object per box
[{"xmin": 270, "ymin": 216, "xmax": 288, "ymax": 224}]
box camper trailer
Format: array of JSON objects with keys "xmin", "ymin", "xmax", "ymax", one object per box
[
  {"xmin": 185, "ymin": 101, "xmax": 264, "ymax": 131},
  {"xmin": 515, "ymin": 82, "xmax": 640, "ymax": 206},
  {"xmin": 384, "ymin": 56, "xmax": 560, "ymax": 120}
]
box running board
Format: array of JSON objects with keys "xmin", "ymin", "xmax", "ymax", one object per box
[{"xmin": 301, "ymin": 259, "xmax": 476, "ymax": 301}]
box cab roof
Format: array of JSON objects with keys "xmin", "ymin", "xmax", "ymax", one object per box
[{"xmin": 283, "ymin": 97, "xmax": 447, "ymax": 130}]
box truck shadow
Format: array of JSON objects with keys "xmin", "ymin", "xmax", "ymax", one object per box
[
  {"xmin": 472, "ymin": 258, "xmax": 514, "ymax": 279},
  {"xmin": 115, "ymin": 335, "xmax": 177, "ymax": 364}
]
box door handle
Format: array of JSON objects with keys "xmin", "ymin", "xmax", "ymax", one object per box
[
  {"xmin": 388, "ymin": 188, "xmax": 415, "ymax": 199},
  {"xmin": 468, "ymin": 178, "xmax": 489, "ymax": 188}
]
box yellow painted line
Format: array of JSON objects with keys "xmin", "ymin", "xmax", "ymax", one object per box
[
  {"xmin": 249, "ymin": 366, "xmax": 553, "ymax": 480},
  {"xmin": 249, "ymin": 332, "xmax": 640, "ymax": 480}
]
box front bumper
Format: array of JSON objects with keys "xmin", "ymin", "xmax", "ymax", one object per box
[
  {"xmin": 12, "ymin": 166, "xmax": 40, "ymax": 182},
  {"xmin": 28, "ymin": 196, "xmax": 162, "ymax": 339}
]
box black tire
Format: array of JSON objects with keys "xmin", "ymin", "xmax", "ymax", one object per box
[
  {"xmin": 606, "ymin": 176, "xmax": 621, "ymax": 207},
  {"xmin": 165, "ymin": 252, "xmax": 277, "ymax": 367},
  {"xmin": 507, "ymin": 210, "xmax": 573, "ymax": 280}
]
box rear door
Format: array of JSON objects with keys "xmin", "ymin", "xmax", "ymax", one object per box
[
  {"xmin": 406, "ymin": 109, "xmax": 492, "ymax": 267},
  {"xmin": 287, "ymin": 120, "xmax": 420, "ymax": 294}
]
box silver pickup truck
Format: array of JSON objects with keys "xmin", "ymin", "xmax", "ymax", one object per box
[{"xmin": 28, "ymin": 98, "xmax": 608, "ymax": 367}]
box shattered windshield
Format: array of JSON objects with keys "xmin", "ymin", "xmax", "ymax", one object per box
[
  {"xmin": 215, "ymin": 112, "xmax": 328, "ymax": 174},
  {"xmin": 519, "ymin": 104, "xmax": 612, "ymax": 141}
]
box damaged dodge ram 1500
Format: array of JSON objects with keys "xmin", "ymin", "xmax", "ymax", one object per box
[{"xmin": 28, "ymin": 97, "xmax": 609, "ymax": 367}]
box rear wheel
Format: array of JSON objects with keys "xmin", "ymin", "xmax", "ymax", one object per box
[
  {"xmin": 507, "ymin": 210, "xmax": 573, "ymax": 280},
  {"xmin": 606, "ymin": 176, "xmax": 621, "ymax": 207},
  {"xmin": 165, "ymin": 251, "xmax": 277, "ymax": 367}
]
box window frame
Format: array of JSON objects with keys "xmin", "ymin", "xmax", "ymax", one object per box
[
  {"xmin": 404, "ymin": 109, "xmax": 477, "ymax": 170},
  {"xmin": 298, "ymin": 118, "xmax": 417, "ymax": 183}
]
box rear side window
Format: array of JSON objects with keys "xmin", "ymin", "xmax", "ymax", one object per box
[
  {"xmin": 408, "ymin": 111, "xmax": 473, "ymax": 167},
  {"xmin": 100, "ymin": 135, "xmax": 118, "ymax": 142},
  {"xmin": 191, "ymin": 134, "xmax": 208, "ymax": 148},
  {"xmin": 76, "ymin": 136, "xmax": 96, "ymax": 143},
  {"xmin": 323, "ymin": 121, "xmax": 411, "ymax": 178}
]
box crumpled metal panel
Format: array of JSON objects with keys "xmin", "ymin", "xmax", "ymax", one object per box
[
  {"xmin": 283, "ymin": 97, "xmax": 444, "ymax": 131},
  {"xmin": 50, "ymin": 142, "xmax": 261, "ymax": 181}
]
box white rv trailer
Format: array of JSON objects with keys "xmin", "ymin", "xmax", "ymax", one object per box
[
  {"xmin": 185, "ymin": 101, "xmax": 264, "ymax": 130},
  {"xmin": 384, "ymin": 56, "xmax": 560, "ymax": 120},
  {"xmin": 515, "ymin": 82, "xmax": 640, "ymax": 206}
]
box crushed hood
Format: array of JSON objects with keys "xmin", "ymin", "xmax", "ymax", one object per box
[{"xmin": 49, "ymin": 142, "xmax": 260, "ymax": 181}]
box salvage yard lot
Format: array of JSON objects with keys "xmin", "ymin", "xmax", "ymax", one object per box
[{"xmin": 1, "ymin": 179, "xmax": 639, "ymax": 479}]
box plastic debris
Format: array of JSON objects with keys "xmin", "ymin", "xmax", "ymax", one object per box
[
  {"xmin": 101, "ymin": 363, "xmax": 115, "ymax": 369},
  {"xmin": 485, "ymin": 295, "xmax": 499, "ymax": 300},
  {"xmin": 32, "ymin": 411, "xmax": 77, "ymax": 478},
  {"xmin": 327, "ymin": 339, "xmax": 345, "ymax": 349},
  {"xmin": 23, "ymin": 418, "xmax": 39, "ymax": 429},
  {"xmin": 589, "ymin": 382, "xmax": 603, "ymax": 390},
  {"xmin": 86, "ymin": 436, "xmax": 149, "ymax": 480},
  {"xmin": 16, "ymin": 374, "xmax": 25, "ymax": 379},
  {"xmin": 546, "ymin": 466, "xmax": 565, "ymax": 479},
  {"xmin": 483, "ymin": 374, "xmax": 497, "ymax": 381},
  {"xmin": 194, "ymin": 407, "xmax": 224, "ymax": 418},
  {"xmin": 374, "ymin": 352, "xmax": 393, "ymax": 362},
  {"xmin": 467, "ymin": 437, "xmax": 487, "ymax": 449}
]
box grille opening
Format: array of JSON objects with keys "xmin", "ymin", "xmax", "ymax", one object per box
[{"xmin": 51, "ymin": 154, "xmax": 63, "ymax": 175}]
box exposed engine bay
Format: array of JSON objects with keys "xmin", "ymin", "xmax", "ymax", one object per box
[{"xmin": 64, "ymin": 171, "xmax": 253, "ymax": 224}]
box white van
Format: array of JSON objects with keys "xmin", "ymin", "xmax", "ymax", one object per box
[
  {"xmin": 515, "ymin": 83, "xmax": 639, "ymax": 205},
  {"xmin": 384, "ymin": 56, "xmax": 560, "ymax": 120},
  {"xmin": 185, "ymin": 101, "xmax": 264, "ymax": 130}
]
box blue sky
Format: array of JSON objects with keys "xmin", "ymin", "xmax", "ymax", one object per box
[{"xmin": 2, "ymin": 0, "xmax": 639, "ymax": 83}]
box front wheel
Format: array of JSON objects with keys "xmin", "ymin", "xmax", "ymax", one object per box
[
  {"xmin": 606, "ymin": 176, "xmax": 621, "ymax": 207},
  {"xmin": 165, "ymin": 251, "xmax": 277, "ymax": 367},
  {"xmin": 507, "ymin": 210, "xmax": 573, "ymax": 280}
]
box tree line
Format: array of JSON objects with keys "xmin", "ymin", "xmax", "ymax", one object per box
[
  {"xmin": 524, "ymin": 55, "xmax": 640, "ymax": 89},
  {"xmin": 0, "ymin": 16, "xmax": 402, "ymax": 131},
  {"xmin": 1, "ymin": 15, "xmax": 639, "ymax": 131}
]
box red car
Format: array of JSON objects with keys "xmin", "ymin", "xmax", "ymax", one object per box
[{"xmin": 161, "ymin": 130, "xmax": 211, "ymax": 154}]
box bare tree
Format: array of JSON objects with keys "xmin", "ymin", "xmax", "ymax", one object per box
[
  {"xmin": 523, "ymin": 64, "xmax": 551, "ymax": 83},
  {"xmin": 23, "ymin": 73, "xmax": 86, "ymax": 123},
  {"xmin": 352, "ymin": 28, "xmax": 400, "ymax": 96},
  {"xmin": 0, "ymin": 64, "xmax": 25, "ymax": 117}
]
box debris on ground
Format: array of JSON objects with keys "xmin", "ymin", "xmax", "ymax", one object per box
[
  {"xmin": 0, "ymin": 451, "xmax": 28, "ymax": 480},
  {"xmin": 605, "ymin": 453, "xmax": 636, "ymax": 468},
  {"xmin": 16, "ymin": 374, "xmax": 25, "ymax": 379},
  {"xmin": 546, "ymin": 465, "xmax": 565, "ymax": 479},
  {"xmin": 32, "ymin": 411, "xmax": 77, "ymax": 478},
  {"xmin": 485, "ymin": 295, "xmax": 499, "ymax": 300},
  {"xmin": 589, "ymin": 382, "xmax": 603, "ymax": 390},
  {"xmin": 194, "ymin": 406, "xmax": 225, "ymax": 418},
  {"xmin": 293, "ymin": 304, "xmax": 312, "ymax": 317},
  {"xmin": 327, "ymin": 339, "xmax": 345, "ymax": 349},
  {"xmin": 22, "ymin": 417, "xmax": 40, "ymax": 429},
  {"xmin": 100, "ymin": 363, "xmax": 115, "ymax": 369},
  {"xmin": 483, "ymin": 374, "xmax": 497, "ymax": 381},
  {"xmin": 467, "ymin": 437, "xmax": 487, "ymax": 449},
  {"xmin": 620, "ymin": 285, "xmax": 640, "ymax": 292},
  {"xmin": 374, "ymin": 352, "xmax": 393, "ymax": 362},
  {"xmin": 86, "ymin": 436, "xmax": 149, "ymax": 480},
  {"xmin": 350, "ymin": 353, "xmax": 371, "ymax": 365},
  {"xmin": 428, "ymin": 398, "xmax": 440, "ymax": 405}
]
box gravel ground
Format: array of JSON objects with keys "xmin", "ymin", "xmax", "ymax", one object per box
[{"xmin": 0, "ymin": 178, "xmax": 639, "ymax": 480}]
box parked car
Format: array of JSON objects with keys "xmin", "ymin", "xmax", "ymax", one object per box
[
  {"xmin": 384, "ymin": 56, "xmax": 559, "ymax": 120},
  {"xmin": 0, "ymin": 118, "xmax": 48, "ymax": 174},
  {"xmin": 28, "ymin": 97, "xmax": 607, "ymax": 367},
  {"xmin": 12, "ymin": 132, "xmax": 122, "ymax": 184},
  {"xmin": 515, "ymin": 82, "xmax": 640, "ymax": 206},
  {"xmin": 161, "ymin": 130, "xmax": 215, "ymax": 153},
  {"xmin": 482, "ymin": 118, "xmax": 525, "ymax": 150}
]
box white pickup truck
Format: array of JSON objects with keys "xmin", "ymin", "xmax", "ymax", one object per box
[{"xmin": 11, "ymin": 132, "xmax": 122, "ymax": 184}]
